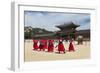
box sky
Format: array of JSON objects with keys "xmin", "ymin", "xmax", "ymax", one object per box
[{"xmin": 24, "ymin": 11, "xmax": 90, "ymax": 31}]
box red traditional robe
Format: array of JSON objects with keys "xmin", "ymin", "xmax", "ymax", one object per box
[
  {"xmin": 33, "ymin": 40, "xmax": 38, "ymax": 50},
  {"xmin": 68, "ymin": 40, "xmax": 75, "ymax": 52},
  {"xmin": 58, "ymin": 39, "xmax": 65, "ymax": 53},
  {"xmin": 48, "ymin": 39, "xmax": 54, "ymax": 52},
  {"xmin": 39, "ymin": 40, "xmax": 45, "ymax": 51}
]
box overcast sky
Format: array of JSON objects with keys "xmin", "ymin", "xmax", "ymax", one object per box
[{"xmin": 24, "ymin": 11, "xmax": 90, "ymax": 31}]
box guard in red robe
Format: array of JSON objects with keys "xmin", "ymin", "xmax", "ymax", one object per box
[
  {"xmin": 33, "ymin": 39, "xmax": 39, "ymax": 51},
  {"xmin": 58, "ymin": 38, "xmax": 65, "ymax": 54},
  {"xmin": 48, "ymin": 39, "xmax": 54, "ymax": 52},
  {"xmin": 39, "ymin": 40, "xmax": 45, "ymax": 51},
  {"xmin": 68, "ymin": 39, "xmax": 75, "ymax": 52}
]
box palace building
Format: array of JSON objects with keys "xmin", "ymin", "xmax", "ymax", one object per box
[
  {"xmin": 56, "ymin": 22, "xmax": 79, "ymax": 33},
  {"xmin": 56, "ymin": 22, "xmax": 80, "ymax": 40}
]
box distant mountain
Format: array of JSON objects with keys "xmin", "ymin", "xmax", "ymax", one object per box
[
  {"xmin": 32, "ymin": 28, "xmax": 53, "ymax": 35},
  {"xmin": 24, "ymin": 26, "xmax": 54, "ymax": 39}
]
